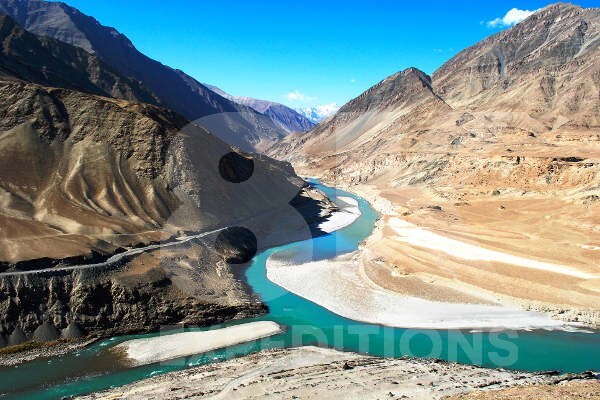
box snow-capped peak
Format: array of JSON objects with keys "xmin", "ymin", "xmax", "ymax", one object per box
[{"xmin": 295, "ymin": 103, "xmax": 340, "ymax": 123}]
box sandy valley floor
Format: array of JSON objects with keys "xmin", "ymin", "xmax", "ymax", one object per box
[{"xmin": 349, "ymin": 180, "xmax": 600, "ymax": 326}]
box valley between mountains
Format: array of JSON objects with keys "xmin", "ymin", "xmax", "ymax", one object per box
[
  {"xmin": 269, "ymin": 2, "xmax": 600, "ymax": 327},
  {"xmin": 0, "ymin": 1, "xmax": 598, "ymax": 399},
  {"xmin": 0, "ymin": 0, "xmax": 335, "ymax": 345}
]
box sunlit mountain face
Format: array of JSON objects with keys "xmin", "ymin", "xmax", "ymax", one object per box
[{"xmin": 0, "ymin": 1, "xmax": 599, "ymax": 399}]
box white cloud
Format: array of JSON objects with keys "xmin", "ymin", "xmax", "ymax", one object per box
[
  {"xmin": 315, "ymin": 103, "xmax": 339, "ymax": 116},
  {"xmin": 487, "ymin": 8, "xmax": 537, "ymax": 28},
  {"xmin": 285, "ymin": 90, "xmax": 315, "ymax": 102},
  {"xmin": 350, "ymin": 78, "xmax": 356, "ymax": 83}
]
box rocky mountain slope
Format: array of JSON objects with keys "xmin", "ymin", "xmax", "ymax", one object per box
[
  {"xmin": 0, "ymin": 6, "xmax": 336, "ymax": 344},
  {"xmin": 0, "ymin": 0, "xmax": 290, "ymax": 152},
  {"xmin": 205, "ymin": 84, "xmax": 315, "ymax": 133},
  {"xmin": 0, "ymin": 15, "xmax": 157, "ymax": 103},
  {"xmin": 0, "ymin": 75, "xmax": 315, "ymax": 263},
  {"xmin": 0, "ymin": 79, "xmax": 182, "ymax": 264},
  {"xmin": 0, "ymin": 74, "xmax": 334, "ymax": 343},
  {"xmin": 269, "ymin": 3, "xmax": 600, "ymax": 322}
]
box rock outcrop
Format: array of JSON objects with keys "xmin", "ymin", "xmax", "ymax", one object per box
[{"xmin": 0, "ymin": 253, "xmax": 266, "ymax": 346}]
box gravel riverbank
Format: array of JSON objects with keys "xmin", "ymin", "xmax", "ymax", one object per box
[{"xmin": 76, "ymin": 346, "xmax": 598, "ymax": 399}]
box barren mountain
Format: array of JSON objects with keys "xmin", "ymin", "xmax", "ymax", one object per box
[
  {"xmin": 0, "ymin": 0, "xmax": 339, "ymax": 346},
  {"xmin": 0, "ymin": 0, "xmax": 290, "ymax": 152},
  {"xmin": 0, "ymin": 15, "xmax": 157, "ymax": 103},
  {"xmin": 0, "ymin": 76, "xmax": 322, "ymax": 266},
  {"xmin": 269, "ymin": 3, "xmax": 600, "ymax": 323},
  {"xmin": 0, "ymin": 76, "xmax": 332, "ymax": 343},
  {"xmin": 205, "ymin": 84, "xmax": 315, "ymax": 133},
  {"xmin": 0, "ymin": 75, "xmax": 331, "ymax": 344}
]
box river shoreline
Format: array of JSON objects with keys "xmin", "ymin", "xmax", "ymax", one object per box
[
  {"xmin": 2, "ymin": 181, "xmax": 599, "ymax": 399},
  {"xmin": 0, "ymin": 338, "xmax": 98, "ymax": 368},
  {"xmin": 267, "ymin": 180, "xmax": 583, "ymax": 330},
  {"xmin": 310, "ymin": 177, "xmax": 600, "ymax": 328},
  {"xmin": 0, "ymin": 184, "xmax": 336, "ymax": 363},
  {"xmin": 75, "ymin": 346, "xmax": 599, "ymax": 400},
  {"xmin": 266, "ymin": 252, "xmax": 578, "ymax": 330},
  {"xmin": 114, "ymin": 321, "xmax": 283, "ymax": 366}
]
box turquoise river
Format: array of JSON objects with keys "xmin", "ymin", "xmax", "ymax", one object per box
[{"xmin": 1, "ymin": 181, "xmax": 598, "ymax": 399}]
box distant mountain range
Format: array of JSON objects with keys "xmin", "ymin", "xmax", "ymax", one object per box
[
  {"xmin": 0, "ymin": 0, "xmax": 300, "ymax": 152},
  {"xmin": 204, "ymin": 84, "xmax": 315, "ymax": 134},
  {"xmin": 205, "ymin": 85, "xmax": 338, "ymax": 126},
  {"xmin": 294, "ymin": 104, "xmax": 340, "ymax": 123}
]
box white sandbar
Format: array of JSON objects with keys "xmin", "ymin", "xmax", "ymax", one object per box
[
  {"xmin": 319, "ymin": 196, "xmax": 361, "ymax": 233},
  {"xmin": 114, "ymin": 321, "xmax": 282, "ymax": 365},
  {"xmin": 266, "ymin": 253, "xmax": 574, "ymax": 330}
]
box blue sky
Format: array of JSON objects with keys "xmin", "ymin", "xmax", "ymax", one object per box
[{"xmin": 59, "ymin": 0, "xmax": 599, "ymax": 109}]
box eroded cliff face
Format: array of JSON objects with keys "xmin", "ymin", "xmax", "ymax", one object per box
[
  {"xmin": 0, "ymin": 245, "xmax": 266, "ymax": 346},
  {"xmin": 0, "ymin": 79, "xmax": 183, "ymax": 264}
]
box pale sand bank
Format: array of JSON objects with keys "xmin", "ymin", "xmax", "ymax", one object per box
[
  {"xmin": 113, "ymin": 321, "xmax": 282, "ymax": 366},
  {"xmin": 267, "ymin": 253, "xmax": 575, "ymax": 330},
  {"xmin": 77, "ymin": 346, "xmax": 597, "ymax": 400},
  {"xmin": 318, "ymin": 196, "xmax": 361, "ymax": 233},
  {"xmin": 389, "ymin": 218, "xmax": 598, "ymax": 279}
]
